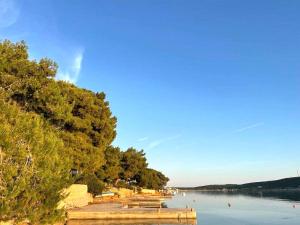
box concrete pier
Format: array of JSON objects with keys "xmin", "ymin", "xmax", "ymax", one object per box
[
  {"xmin": 67, "ymin": 203, "xmax": 196, "ymax": 220},
  {"xmin": 67, "ymin": 218, "xmax": 197, "ymax": 225},
  {"xmin": 127, "ymin": 201, "xmax": 162, "ymax": 208}
]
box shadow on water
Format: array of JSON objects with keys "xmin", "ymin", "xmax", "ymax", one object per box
[{"xmin": 244, "ymin": 190, "xmax": 300, "ymax": 202}]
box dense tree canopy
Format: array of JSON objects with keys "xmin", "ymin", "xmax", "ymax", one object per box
[
  {"xmin": 136, "ymin": 168, "xmax": 169, "ymax": 190},
  {"xmin": 0, "ymin": 40, "xmax": 117, "ymax": 178},
  {"xmin": 0, "ymin": 90, "xmax": 71, "ymax": 224},
  {"xmin": 97, "ymin": 146, "xmax": 122, "ymax": 184},
  {"xmin": 0, "ymin": 40, "xmax": 169, "ymax": 223},
  {"xmin": 118, "ymin": 148, "xmax": 169, "ymax": 189},
  {"xmin": 120, "ymin": 148, "xmax": 148, "ymax": 182}
]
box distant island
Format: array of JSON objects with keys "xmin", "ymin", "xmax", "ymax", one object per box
[{"xmin": 179, "ymin": 177, "xmax": 300, "ymax": 191}]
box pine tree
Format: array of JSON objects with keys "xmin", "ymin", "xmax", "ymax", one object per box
[{"xmin": 0, "ymin": 91, "xmax": 71, "ymax": 224}]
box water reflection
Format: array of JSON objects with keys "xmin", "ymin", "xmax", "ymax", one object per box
[
  {"xmin": 67, "ymin": 191, "xmax": 300, "ymax": 225},
  {"xmin": 241, "ymin": 190, "xmax": 300, "ymax": 202},
  {"xmin": 166, "ymin": 191, "xmax": 300, "ymax": 225},
  {"xmin": 192, "ymin": 190, "xmax": 300, "ymax": 202}
]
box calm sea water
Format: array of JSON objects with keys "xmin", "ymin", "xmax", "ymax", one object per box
[
  {"xmin": 166, "ymin": 191, "xmax": 300, "ymax": 225},
  {"xmin": 69, "ymin": 191, "xmax": 300, "ymax": 225}
]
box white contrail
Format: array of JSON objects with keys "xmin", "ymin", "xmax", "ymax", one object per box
[
  {"xmin": 146, "ymin": 134, "xmax": 181, "ymax": 150},
  {"xmin": 234, "ymin": 122, "xmax": 264, "ymax": 133},
  {"xmin": 137, "ymin": 137, "xmax": 149, "ymax": 142}
]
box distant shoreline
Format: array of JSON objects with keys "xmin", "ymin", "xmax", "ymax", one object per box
[
  {"xmin": 177, "ymin": 187, "xmax": 300, "ymax": 202},
  {"xmin": 178, "ymin": 188, "xmax": 300, "ymax": 192},
  {"xmin": 177, "ymin": 176, "xmax": 300, "ymax": 192}
]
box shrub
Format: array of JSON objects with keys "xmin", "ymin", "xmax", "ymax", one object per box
[{"xmin": 83, "ymin": 174, "xmax": 105, "ymax": 196}]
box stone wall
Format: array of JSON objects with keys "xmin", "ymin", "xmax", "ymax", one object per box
[
  {"xmin": 141, "ymin": 188, "xmax": 157, "ymax": 194},
  {"xmin": 109, "ymin": 187, "xmax": 134, "ymax": 198},
  {"xmin": 58, "ymin": 184, "xmax": 93, "ymax": 209}
]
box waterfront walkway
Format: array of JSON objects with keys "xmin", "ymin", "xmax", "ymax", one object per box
[{"xmin": 67, "ymin": 202, "xmax": 197, "ymax": 220}]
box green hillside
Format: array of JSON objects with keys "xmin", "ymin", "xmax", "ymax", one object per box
[{"xmin": 184, "ymin": 177, "xmax": 300, "ymax": 190}]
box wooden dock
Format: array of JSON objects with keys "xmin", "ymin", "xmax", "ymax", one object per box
[{"xmin": 67, "ymin": 203, "xmax": 197, "ymax": 220}]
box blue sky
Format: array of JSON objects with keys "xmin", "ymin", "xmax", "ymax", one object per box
[{"xmin": 1, "ymin": 0, "xmax": 299, "ymax": 186}]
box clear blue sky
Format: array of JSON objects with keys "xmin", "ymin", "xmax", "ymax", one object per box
[{"xmin": 1, "ymin": 0, "xmax": 299, "ymax": 186}]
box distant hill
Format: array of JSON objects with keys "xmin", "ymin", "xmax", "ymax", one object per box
[{"xmin": 180, "ymin": 177, "xmax": 300, "ymax": 191}]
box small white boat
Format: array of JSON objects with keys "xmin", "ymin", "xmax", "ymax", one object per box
[
  {"xmin": 95, "ymin": 191, "xmax": 115, "ymax": 197},
  {"xmin": 182, "ymin": 192, "xmax": 186, "ymax": 197}
]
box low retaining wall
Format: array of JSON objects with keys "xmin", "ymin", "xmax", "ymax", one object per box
[
  {"xmin": 67, "ymin": 218, "xmax": 197, "ymax": 225},
  {"xmin": 58, "ymin": 184, "xmax": 93, "ymax": 209},
  {"xmin": 109, "ymin": 187, "xmax": 134, "ymax": 198},
  {"xmin": 140, "ymin": 189, "xmax": 157, "ymax": 194},
  {"xmin": 68, "ymin": 207, "xmax": 197, "ymax": 220}
]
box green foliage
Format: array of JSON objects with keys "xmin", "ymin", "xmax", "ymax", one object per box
[
  {"xmin": 136, "ymin": 168, "xmax": 170, "ymax": 190},
  {"xmin": 0, "ymin": 40, "xmax": 170, "ymax": 223},
  {"xmin": 0, "ymin": 93, "xmax": 71, "ymax": 224},
  {"xmin": 120, "ymin": 148, "xmax": 148, "ymax": 182},
  {"xmin": 0, "ymin": 40, "xmax": 57, "ymax": 80},
  {"xmin": 78, "ymin": 174, "xmax": 105, "ymax": 196},
  {"xmin": 58, "ymin": 84, "xmax": 117, "ymax": 175},
  {"xmin": 0, "ymin": 40, "xmax": 117, "ymax": 222},
  {"xmin": 0, "ymin": 40, "xmax": 117, "ymax": 178},
  {"xmin": 196, "ymin": 177, "xmax": 300, "ymax": 190},
  {"xmin": 97, "ymin": 146, "xmax": 122, "ymax": 184},
  {"xmin": 117, "ymin": 148, "xmax": 169, "ymax": 190},
  {"xmin": 115, "ymin": 180, "xmax": 134, "ymax": 190}
]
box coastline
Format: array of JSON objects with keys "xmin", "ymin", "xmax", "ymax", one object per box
[{"xmin": 178, "ymin": 188, "xmax": 300, "ymax": 192}]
